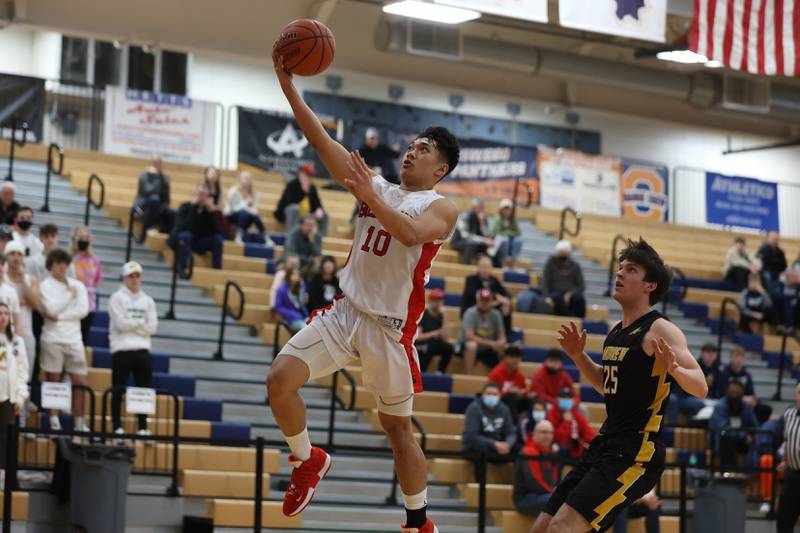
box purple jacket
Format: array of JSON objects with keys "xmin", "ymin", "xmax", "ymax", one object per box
[{"xmin": 274, "ymin": 282, "xmax": 308, "ymax": 324}]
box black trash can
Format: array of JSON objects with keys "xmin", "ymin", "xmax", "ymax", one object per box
[{"xmin": 690, "ymin": 470, "xmax": 748, "ymax": 533}]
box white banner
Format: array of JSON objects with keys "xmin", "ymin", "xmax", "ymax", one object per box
[
  {"xmin": 537, "ymin": 146, "xmax": 622, "ymax": 217},
  {"xmin": 41, "ymin": 382, "xmax": 71, "ymax": 411},
  {"xmin": 103, "ymin": 86, "xmax": 217, "ymax": 165},
  {"xmin": 125, "ymin": 387, "xmax": 157, "ymax": 415},
  {"xmin": 559, "ymin": 0, "xmax": 666, "ymax": 43},
  {"xmin": 435, "ymin": 0, "xmax": 548, "ymax": 22}
]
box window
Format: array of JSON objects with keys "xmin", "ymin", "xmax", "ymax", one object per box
[
  {"xmin": 94, "ymin": 41, "xmax": 121, "ymax": 88},
  {"xmin": 128, "ymin": 45, "xmax": 156, "ymax": 92},
  {"xmin": 60, "ymin": 36, "xmax": 88, "ymax": 84},
  {"xmin": 160, "ymin": 51, "xmax": 187, "ymax": 96}
]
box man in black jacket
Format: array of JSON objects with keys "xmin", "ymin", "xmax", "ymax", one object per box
[
  {"xmin": 169, "ymin": 184, "xmax": 224, "ymax": 272},
  {"xmin": 359, "ymin": 127, "xmax": 401, "ymax": 184},
  {"xmin": 274, "ymin": 164, "xmax": 329, "ymax": 236},
  {"xmin": 461, "ymin": 254, "xmax": 513, "ymax": 332},
  {"xmin": 134, "ymin": 156, "xmax": 173, "ymax": 233},
  {"xmin": 541, "ymin": 240, "xmax": 586, "ymax": 318},
  {"xmin": 0, "ymin": 183, "xmax": 20, "ymax": 225},
  {"xmin": 757, "ymin": 231, "xmax": 787, "ymax": 292}
]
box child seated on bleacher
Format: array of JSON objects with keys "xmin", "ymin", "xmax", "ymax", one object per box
[
  {"xmin": 274, "ymin": 266, "xmax": 309, "ymax": 334},
  {"xmin": 738, "ymin": 273, "xmax": 776, "ymax": 334},
  {"xmin": 548, "ymin": 386, "xmax": 595, "ymax": 460}
]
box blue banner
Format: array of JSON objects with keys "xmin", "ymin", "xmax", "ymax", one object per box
[{"xmin": 705, "ymin": 172, "xmax": 779, "ymax": 231}]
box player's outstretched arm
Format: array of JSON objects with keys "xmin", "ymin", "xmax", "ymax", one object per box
[
  {"xmin": 273, "ymin": 54, "xmax": 351, "ymax": 189},
  {"xmin": 649, "ymin": 320, "xmax": 708, "ymax": 398},
  {"xmin": 558, "ymin": 322, "xmax": 604, "ymax": 394}
]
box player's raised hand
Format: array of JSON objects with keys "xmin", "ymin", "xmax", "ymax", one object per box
[
  {"xmin": 557, "ymin": 321, "xmax": 587, "ymax": 361},
  {"xmin": 652, "ymin": 337, "xmax": 679, "ymax": 374},
  {"xmin": 272, "ymin": 52, "xmax": 294, "ymax": 91},
  {"xmin": 344, "ymin": 151, "xmax": 376, "ymax": 203}
]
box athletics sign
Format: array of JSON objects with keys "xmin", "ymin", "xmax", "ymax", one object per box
[{"xmin": 705, "ymin": 172, "xmax": 779, "ymax": 232}]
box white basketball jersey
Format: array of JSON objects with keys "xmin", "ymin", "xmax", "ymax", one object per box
[{"xmin": 339, "ymin": 176, "xmax": 450, "ymax": 343}]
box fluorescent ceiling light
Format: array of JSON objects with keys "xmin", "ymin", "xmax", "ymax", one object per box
[
  {"xmin": 383, "ymin": 0, "xmax": 481, "ymax": 24},
  {"xmin": 704, "ymin": 59, "xmax": 724, "ymax": 68},
  {"xmin": 655, "ymin": 49, "xmax": 709, "ymax": 64}
]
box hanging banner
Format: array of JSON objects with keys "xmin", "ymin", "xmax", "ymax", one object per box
[
  {"xmin": 0, "ymin": 73, "xmax": 45, "ymax": 143},
  {"xmin": 705, "ymin": 172, "xmax": 779, "ymax": 232},
  {"xmin": 537, "ymin": 146, "xmax": 621, "ymax": 216},
  {"xmin": 621, "ymin": 162, "xmax": 668, "ymax": 221},
  {"xmin": 103, "ymin": 86, "xmax": 217, "ymax": 165},
  {"xmin": 559, "ymin": 0, "xmax": 667, "ymax": 43},
  {"xmin": 435, "ymin": 0, "xmax": 548, "ymax": 22}
]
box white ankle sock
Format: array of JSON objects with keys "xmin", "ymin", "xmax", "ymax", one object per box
[
  {"xmin": 284, "ymin": 428, "xmax": 312, "ymax": 461},
  {"xmin": 403, "ymin": 488, "xmax": 428, "ymax": 510}
]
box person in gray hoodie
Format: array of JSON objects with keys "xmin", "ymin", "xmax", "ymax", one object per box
[{"xmin": 461, "ymin": 382, "xmax": 517, "ymax": 483}]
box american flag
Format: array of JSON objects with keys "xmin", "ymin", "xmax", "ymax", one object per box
[{"xmin": 690, "ymin": 0, "xmax": 800, "ymax": 76}]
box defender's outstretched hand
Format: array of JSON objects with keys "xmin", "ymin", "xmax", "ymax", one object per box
[
  {"xmin": 345, "ymin": 151, "xmax": 377, "ymax": 204},
  {"xmin": 652, "ymin": 337, "xmax": 679, "ymax": 374},
  {"xmin": 558, "ymin": 321, "xmax": 587, "ymax": 361}
]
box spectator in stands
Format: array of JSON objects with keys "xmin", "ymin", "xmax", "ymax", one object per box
[
  {"xmin": 12, "ymin": 207, "xmax": 43, "ymax": 258},
  {"xmin": 451, "ymin": 199, "xmax": 494, "ymax": 265},
  {"xmin": 170, "ymin": 184, "xmax": 224, "ymax": 272},
  {"xmin": 775, "ymin": 382, "xmax": 800, "ymax": 532},
  {"xmin": 489, "ymin": 199, "xmax": 523, "ymax": 269},
  {"xmin": 739, "ymin": 273, "xmax": 776, "ymax": 334},
  {"xmin": 109, "ymin": 261, "xmax": 157, "ymax": 437},
  {"xmin": 613, "ymin": 490, "xmax": 662, "ymax": 533},
  {"xmin": 778, "ymin": 251, "xmax": 800, "ymax": 331},
  {"xmin": 758, "ymin": 231, "xmax": 787, "ymax": 292},
  {"xmin": 529, "ymin": 349, "xmax": 578, "ymax": 409},
  {"xmin": 0, "ymin": 301, "xmax": 29, "ymax": 473},
  {"xmin": 414, "ymin": 289, "xmax": 454, "ymax": 374},
  {"xmin": 225, "ymin": 171, "xmax": 266, "ymax": 242},
  {"xmin": 488, "ymin": 345, "xmax": 528, "ymax": 419},
  {"xmin": 667, "ymin": 343, "xmax": 722, "ymax": 425},
  {"xmin": 274, "ymin": 266, "xmax": 309, "ymax": 333},
  {"xmin": 461, "ymin": 254, "xmax": 513, "ymax": 333},
  {"xmin": 0, "ymin": 226, "xmax": 12, "ymax": 257},
  {"xmin": 359, "ymin": 127, "xmax": 400, "ymax": 184},
  {"xmin": 4, "ymin": 241, "xmax": 38, "ymax": 386},
  {"xmin": 306, "ymin": 255, "xmax": 341, "ymax": 312},
  {"xmin": 519, "ymin": 397, "xmax": 549, "ymax": 443},
  {"xmin": 0, "ymin": 183, "xmax": 20, "ymax": 225},
  {"xmin": 26, "ymin": 224, "xmax": 61, "ymax": 280},
  {"xmin": 39, "ymin": 249, "xmax": 89, "ymax": 432},
  {"xmin": 724, "ymin": 237, "xmax": 761, "ymax": 291},
  {"xmin": 461, "ymin": 382, "xmax": 517, "ymax": 483},
  {"xmin": 282, "ymin": 214, "xmax": 322, "ymax": 273},
  {"xmin": 512, "ymin": 419, "xmax": 559, "ymax": 517},
  {"xmin": 70, "ymin": 226, "xmax": 103, "ymax": 345},
  {"xmin": 134, "ymin": 156, "xmax": 172, "ymax": 233},
  {"xmin": 0, "ymin": 255, "xmax": 22, "ymax": 337},
  {"xmin": 721, "ymin": 346, "xmax": 771, "ymax": 424},
  {"xmin": 548, "ymin": 386, "xmax": 595, "ymax": 459},
  {"xmin": 274, "ymin": 164, "xmax": 329, "ymax": 236},
  {"xmin": 457, "ymin": 288, "xmax": 506, "ymax": 374},
  {"xmin": 270, "ymin": 255, "xmax": 301, "ymax": 310},
  {"xmin": 541, "ymin": 240, "xmax": 586, "ymax": 318},
  {"xmin": 709, "ymin": 379, "xmax": 758, "ymax": 469},
  {"xmin": 203, "ymin": 165, "xmax": 228, "ymax": 235}
]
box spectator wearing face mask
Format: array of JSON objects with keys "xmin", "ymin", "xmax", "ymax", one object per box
[
  {"xmin": 461, "ymin": 382, "xmax": 517, "ymax": 483},
  {"xmin": 488, "ymin": 345, "xmax": 528, "ymax": 419},
  {"xmin": 11, "ymin": 207, "xmax": 43, "ymax": 258},
  {"xmin": 709, "ymin": 379, "xmax": 758, "ymax": 470},
  {"xmin": 70, "ymin": 226, "xmax": 103, "ymax": 345},
  {"xmin": 541, "ymin": 240, "xmax": 586, "ymax": 318},
  {"xmin": 548, "ymin": 386, "xmax": 595, "ymax": 459},
  {"xmin": 519, "ymin": 398, "xmax": 550, "ymax": 445},
  {"xmin": 529, "ymin": 349, "xmax": 579, "ymax": 409},
  {"xmin": 513, "ymin": 419, "xmax": 559, "ymax": 516}
]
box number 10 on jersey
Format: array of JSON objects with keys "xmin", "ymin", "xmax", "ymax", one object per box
[{"xmin": 360, "ymin": 225, "xmax": 392, "ymax": 256}]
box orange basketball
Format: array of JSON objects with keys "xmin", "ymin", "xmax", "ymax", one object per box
[{"xmin": 273, "ymin": 19, "xmax": 335, "ymax": 77}]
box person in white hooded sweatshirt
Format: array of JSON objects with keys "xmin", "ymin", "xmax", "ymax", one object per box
[
  {"xmin": 0, "ymin": 301, "xmax": 29, "ymax": 480},
  {"xmin": 39, "ymin": 249, "xmax": 89, "ymax": 432},
  {"xmin": 108, "ymin": 261, "xmax": 157, "ymax": 436}
]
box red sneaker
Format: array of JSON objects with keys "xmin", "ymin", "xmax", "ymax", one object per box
[
  {"xmin": 282, "ymin": 447, "xmax": 332, "ymax": 517},
  {"xmin": 400, "ymin": 519, "xmax": 439, "ymax": 533}
]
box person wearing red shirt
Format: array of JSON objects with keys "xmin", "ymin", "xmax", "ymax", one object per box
[
  {"xmin": 488, "ymin": 345, "xmax": 529, "ymax": 419},
  {"xmin": 548, "ymin": 386, "xmax": 595, "ymax": 459},
  {"xmin": 513, "ymin": 419, "xmax": 560, "ymax": 516},
  {"xmin": 530, "ymin": 349, "xmax": 579, "ymax": 408}
]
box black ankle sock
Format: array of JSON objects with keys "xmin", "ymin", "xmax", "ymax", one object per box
[{"xmin": 405, "ymin": 505, "xmax": 427, "ymax": 528}]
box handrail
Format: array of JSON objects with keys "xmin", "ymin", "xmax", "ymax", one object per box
[
  {"xmin": 41, "ymin": 142, "xmax": 64, "ymax": 212},
  {"xmin": 772, "ymin": 329, "xmax": 799, "ymax": 401},
  {"xmin": 163, "ymin": 240, "xmax": 193, "ymax": 320},
  {"xmin": 124, "ymin": 206, "xmax": 147, "ymax": 263},
  {"xmin": 716, "ymin": 297, "xmax": 741, "ymax": 357},
  {"xmin": 254, "ymin": 436, "xmax": 265, "ymax": 533},
  {"xmin": 558, "ymin": 206, "xmax": 582, "ymax": 240},
  {"xmin": 4, "ymin": 117, "xmax": 29, "ymax": 182},
  {"xmin": 604, "ymin": 234, "xmax": 629, "ymax": 297},
  {"xmin": 662, "ymin": 266, "xmax": 688, "ymax": 317},
  {"xmin": 84, "ymin": 173, "xmax": 105, "ymax": 225},
  {"xmin": 271, "ymin": 320, "xmax": 294, "ymax": 361},
  {"xmin": 213, "ymin": 280, "xmax": 245, "ymax": 360}
]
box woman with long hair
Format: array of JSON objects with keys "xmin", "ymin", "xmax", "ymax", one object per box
[
  {"xmin": 307, "ymin": 255, "xmax": 341, "ymax": 311},
  {"xmin": 225, "ymin": 171, "xmax": 266, "ymax": 242},
  {"xmin": 274, "ymin": 266, "xmax": 309, "ymax": 333},
  {"xmin": 69, "ymin": 226, "xmax": 103, "ymax": 345}
]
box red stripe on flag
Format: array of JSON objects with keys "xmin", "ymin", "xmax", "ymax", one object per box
[
  {"xmin": 794, "ymin": 0, "xmax": 800, "ymax": 76},
  {"xmin": 742, "ymin": 0, "xmax": 754, "ymax": 71},
  {"xmin": 723, "ymin": 0, "xmax": 737, "ymax": 64},
  {"xmin": 776, "ymin": 0, "xmax": 785, "ymax": 75},
  {"xmin": 707, "ymin": 0, "xmax": 719, "ymax": 58},
  {"xmin": 690, "ymin": 0, "xmax": 702, "ymax": 51},
  {"xmin": 757, "ymin": 0, "xmax": 768, "ymax": 73}
]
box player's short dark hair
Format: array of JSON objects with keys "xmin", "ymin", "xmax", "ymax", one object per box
[
  {"xmin": 417, "ymin": 126, "xmax": 459, "ymax": 177},
  {"xmin": 700, "ymin": 342, "xmax": 717, "ymax": 354},
  {"xmin": 618, "ymin": 238, "xmax": 672, "ymax": 305},
  {"xmin": 46, "ymin": 248, "xmax": 71, "ymax": 271},
  {"xmin": 545, "ymin": 349, "xmax": 564, "ymax": 361}
]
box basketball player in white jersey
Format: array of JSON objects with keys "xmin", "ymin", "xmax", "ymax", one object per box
[{"xmin": 268, "ymin": 55, "xmax": 459, "ymax": 533}]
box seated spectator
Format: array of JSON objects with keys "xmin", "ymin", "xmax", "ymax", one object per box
[
  {"xmin": 457, "ymin": 289, "xmax": 506, "ymax": 374},
  {"xmin": 204, "ymin": 165, "xmax": 228, "ymax": 235},
  {"xmin": 778, "ymin": 251, "xmax": 800, "ymax": 330},
  {"xmin": 0, "ymin": 302, "xmax": 29, "ymax": 469},
  {"xmin": 39, "ymin": 249, "xmax": 89, "ymax": 432},
  {"xmin": 488, "ymin": 345, "xmax": 528, "ymax": 419},
  {"xmin": 169, "ymin": 184, "xmax": 224, "ymax": 272},
  {"xmin": 274, "ymin": 266, "xmax": 309, "ymax": 333},
  {"xmin": 721, "ymin": 346, "xmax": 771, "ymax": 424},
  {"xmin": 667, "ymin": 343, "xmax": 722, "ymax": 425},
  {"xmin": 0, "ymin": 183, "xmax": 20, "ymax": 225},
  {"xmin": 359, "ymin": 127, "xmax": 400, "ymax": 184},
  {"xmin": 225, "ymin": 171, "xmax": 266, "ymax": 242},
  {"xmin": 414, "ymin": 289, "xmax": 454, "ymax": 374},
  {"xmin": 541, "ymin": 240, "xmax": 586, "ymax": 318},
  {"xmin": 739, "ymin": 273, "xmax": 776, "ymax": 334},
  {"xmin": 548, "ymin": 386, "xmax": 595, "ymax": 459},
  {"xmin": 709, "ymin": 379, "xmax": 758, "ymax": 469},
  {"xmin": 26, "ymin": 224, "xmax": 61, "ymax": 280},
  {"xmin": 134, "ymin": 156, "xmax": 173, "ymax": 233},
  {"xmin": 757, "ymin": 231, "xmax": 787, "ymax": 293},
  {"xmin": 270, "ymin": 255, "xmax": 301, "ymax": 310},
  {"xmin": 613, "ymin": 490, "xmax": 662, "ymax": 533},
  {"xmin": 0, "ymin": 226, "xmax": 12, "ymax": 256},
  {"xmin": 489, "ymin": 199, "xmax": 523, "ymax": 269},
  {"xmin": 274, "ymin": 164, "xmax": 329, "ymax": 236},
  {"xmin": 461, "ymin": 254, "xmax": 512, "ymax": 333},
  {"xmin": 282, "ymin": 215, "xmax": 322, "ymax": 272},
  {"xmin": 306, "ymin": 255, "xmax": 341, "ymax": 312},
  {"xmin": 724, "ymin": 237, "xmax": 761, "ymax": 291},
  {"xmin": 512, "ymin": 419, "xmax": 559, "ymax": 517},
  {"xmin": 108, "ymin": 262, "xmax": 157, "ymax": 437},
  {"xmin": 70, "ymin": 226, "xmax": 103, "ymax": 345},
  {"xmin": 461, "ymin": 382, "xmax": 517, "ymax": 483},
  {"xmin": 515, "ymin": 286, "xmax": 551, "ymax": 315},
  {"xmin": 451, "ymin": 199, "xmax": 494, "ymax": 265},
  {"xmin": 529, "ymin": 349, "xmax": 579, "ymax": 409},
  {"xmin": 12, "ymin": 207, "xmax": 43, "ymax": 258},
  {"xmin": 519, "ymin": 398, "xmax": 549, "ymax": 443}
]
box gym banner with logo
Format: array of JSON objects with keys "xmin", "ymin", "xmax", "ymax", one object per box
[
  {"xmin": 620, "ymin": 161, "xmax": 668, "ymax": 221},
  {"xmin": 559, "ymin": 0, "xmax": 667, "ymax": 42},
  {"xmin": 103, "ymin": 86, "xmax": 217, "ymax": 165},
  {"xmin": 0, "ymin": 73, "xmax": 45, "ymax": 143},
  {"xmin": 705, "ymin": 172, "xmax": 779, "ymax": 232}
]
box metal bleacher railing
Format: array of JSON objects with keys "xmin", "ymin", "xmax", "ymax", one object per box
[
  {"xmin": 558, "ymin": 206, "xmax": 581, "ymax": 241},
  {"xmin": 83, "ymin": 173, "xmax": 105, "ymax": 226},
  {"xmin": 3, "ymin": 117, "xmax": 29, "ymax": 182},
  {"xmin": 163, "ymin": 240, "xmax": 194, "ymax": 321},
  {"xmin": 124, "ymin": 206, "xmax": 147, "ymax": 263},
  {"xmin": 212, "ymin": 280, "xmax": 245, "ymax": 360}
]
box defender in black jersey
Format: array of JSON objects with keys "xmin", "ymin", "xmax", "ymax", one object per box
[{"xmin": 531, "ymin": 239, "xmax": 708, "ymax": 533}]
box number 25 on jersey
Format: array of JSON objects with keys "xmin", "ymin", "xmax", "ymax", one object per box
[
  {"xmin": 603, "ymin": 365, "xmax": 619, "ymax": 395},
  {"xmin": 360, "ymin": 225, "xmax": 392, "ymax": 257}
]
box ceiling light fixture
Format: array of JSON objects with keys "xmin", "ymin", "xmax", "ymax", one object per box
[
  {"xmin": 655, "ymin": 49, "xmax": 709, "ymax": 64},
  {"xmin": 383, "ymin": 0, "xmax": 481, "ymax": 24}
]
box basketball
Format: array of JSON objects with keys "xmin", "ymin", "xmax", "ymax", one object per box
[{"xmin": 273, "ymin": 19, "xmax": 335, "ymax": 77}]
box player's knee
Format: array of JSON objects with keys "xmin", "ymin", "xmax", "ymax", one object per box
[{"xmin": 266, "ymin": 362, "xmax": 299, "ymax": 398}]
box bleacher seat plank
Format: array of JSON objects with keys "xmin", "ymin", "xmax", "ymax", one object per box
[{"xmin": 207, "ymin": 499, "xmax": 302, "ymax": 528}]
